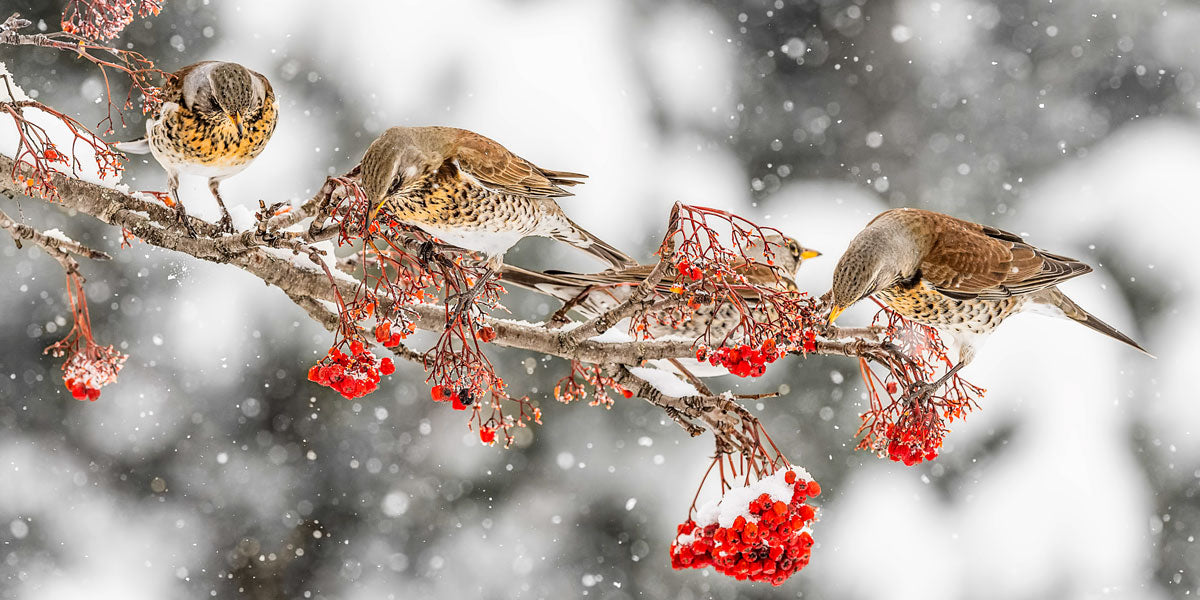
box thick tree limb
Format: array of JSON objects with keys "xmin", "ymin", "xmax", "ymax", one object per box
[{"xmin": 0, "ymin": 153, "xmax": 904, "ymax": 443}]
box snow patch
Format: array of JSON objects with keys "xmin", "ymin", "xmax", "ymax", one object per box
[
  {"xmin": 626, "ymin": 366, "xmax": 700, "ymax": 397},
  {"xmin": 694, "ymin": 468, "xmax": 814, "ymax": 529}
]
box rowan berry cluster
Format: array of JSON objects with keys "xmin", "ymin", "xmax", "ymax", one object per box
[
  {"xmin": 61, "ymin": 0, "xmax": 165, "ymax": 40},
  {"xmin": 884, "ymin": 422, "xmax": 940, "ymax": 466},
  {"xmin": 430, "ymin": 384, "xmax": 474, "ymax": 411},
  {"xmin": 57, "ymin": 343, "xmax": 127, "ymax": 401},
  {"xmin": 674, "ymin": 258, "xmax": 704, "ymax": 282},
  {"xmin": 307, "ymin": 340, "xmax": 394, "ymax": 400},
  {"xmin": 695, "ymin": 339, "xmax": 781, "ymax": 378},
  {"xmin": 373, "ymin": 320, "xmax": 412, "ymax": 348},
  {"xmin": 670, "ymin": 469, "xmax": 821, "ymax": 585}
]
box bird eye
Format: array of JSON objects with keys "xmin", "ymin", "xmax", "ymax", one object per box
[{"xmin": 788, "ymin": 241, "xmax": 800, "ymax": 257}]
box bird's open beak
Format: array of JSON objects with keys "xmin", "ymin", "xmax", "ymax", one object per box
[
  {"xmin": 800, "ymin": 249, "xmax": 821, "ymax": 260},
  {"xmin": 828, "ymin": 304, "xmax": 845, "ymax": 323},
  {"xmin": 228, "ymin": 113, "xmax": 243, "ymax": 138}
]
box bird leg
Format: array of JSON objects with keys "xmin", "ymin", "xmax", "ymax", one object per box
[
  {"xmin": 208, "ymin": 178, "xmax": 235, "ymax": 234},
  {"xmin": 417, "ymin": 240, "xmax": 439, "ymax": 267},
  {"xmin": 547, "ymin": 285, "xmax": 602, "ymax": 328},
  {"xmin": 446, "ymin": 266, "xmax": 496, "ymax": 325},
  {"xmin": 167, "ymin": 172, "xmax": 200, "ymax": 238}
]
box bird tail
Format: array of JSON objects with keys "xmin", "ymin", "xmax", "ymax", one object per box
[
  {"xmin": 113, "ymin": 138, "xmax": 151, "ymax": 155},
  {"xmin": 498, "ymin": 265, "xmax": 581, "ymax": 299},
  {"xmin": 498, "ymin": 264, "xmax": 625, "ymax": 319},
  {"xmin": 1038, "ymin": 288, "xmax": 1154, "ymax": 358},
  {"xmin": 554, "ymin": 215, "xmax": 639, "ymax": 270}
]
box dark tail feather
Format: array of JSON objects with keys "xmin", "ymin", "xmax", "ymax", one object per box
[
  {"xmin": 556, "ymin": 216, "xmax": 639, "ymax": 270},
  {"xmin": 497, "ymin": 265, "xmax": 578, "ymax": 299},
  {"xmin": 1043, "ymin": 289, "xmax": 1154, "ymax": 358}
]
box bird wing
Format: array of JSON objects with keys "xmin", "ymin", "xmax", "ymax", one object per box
[
  {"xmin": 922, "ymin": 219, "xmax": 1091, "ymax": 300},
  {"xmin": 547, "ymin": 260, "xmax": 792, "ymax": 299},
  {"xmin": 452, "ymin": 131, "xmax": 585, "ymax": 198},
  {"xmin": 158, "ymin": 61, "xmax": 214, "ymax": 108}
]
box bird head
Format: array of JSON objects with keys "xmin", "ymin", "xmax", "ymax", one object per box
[
  {"xmin": 208, "ymin": 63, "xmax": 259, "ymax": 138},
  {"xmin": 827, "ymin": 221, "xmax": 921, "ymax": 323},
  {"xmin": 360, "ymin": 128, "xmax": 415, "ymax": 220}
]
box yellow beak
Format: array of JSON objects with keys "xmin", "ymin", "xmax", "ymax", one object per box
[
  {"xmin": 800, "ymin": 249, "xmax": 821, "ymax": 260},
  {"xmin": 369, "ymin": 199, "xmax": 385, "ymax": 221},
  {"xmin": 828, "ymin": 305, "xmax": 845, "ymax": 323},
  {"xmin": 228, "ymin": 113, "xmax": 244, "ymax": 138}
]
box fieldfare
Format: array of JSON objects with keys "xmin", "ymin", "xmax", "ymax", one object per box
[
  {"xmin": 116, "ymin": 61, "xmax": 278, "ymax": 236},
  {"xmin": 827, "ymin": 207, "xmax": 1151, "ymax": 383},
  {"xmin": 502, "ymin": 234, "xmax": 820, "ymax": 341},
  {"xmin": 360, "ymin": 126, "xmax": 636, "ymax": 270}
]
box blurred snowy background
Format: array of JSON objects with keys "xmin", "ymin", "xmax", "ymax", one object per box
[{"xmin": 0, "ymin": 0, "xmax": 1193, "ymax": 598}]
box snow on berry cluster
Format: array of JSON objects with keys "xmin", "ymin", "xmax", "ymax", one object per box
[
  {"xmin": 695, "ymin": 339, "xmax": 781, "ymax": 378},
  {"xmin": 670, "ymin": 468, "xmax": 820, "ymax": 585},
  {"xmin": 61, "ymin": 0, "xmax": 164, "ymax": 40},
  {"xmin": 307, "ymin": 340, "xmax": 394, "ymax": 400},
  {"xmin": 59, "ymin": 344, "xmax": 126, "ymax": 401}
]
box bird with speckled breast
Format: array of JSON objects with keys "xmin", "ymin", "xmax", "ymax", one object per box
[
  {"xmin": 826, "ymin": 207, "xmax": 1151, "ymax": 386},
  {"xmin": 116, "ymin": 60, "xmax": 278, "ymax": 236},
  {"xmin": 502, "ymin": 234, "xmax": 820, "ymax": 341},
  {"xmin": 360, "ymin": 126, "xmax": 637, "ymax": 286}
]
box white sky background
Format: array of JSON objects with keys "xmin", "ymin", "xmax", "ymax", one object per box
[{"xmin": 1, "ymin": 0, "xmax": 1193, "ymax": 598}]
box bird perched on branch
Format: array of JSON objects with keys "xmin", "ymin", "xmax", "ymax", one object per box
[
  {"xmin": 116, "ymin": 61, "xmax": 278, "ymax": 236},
  {"xmin": 359, "ymin": 127, "xmax": 637, "ymax": 307},
  {"xmin": 503, "ymin": 234, "xmax": 820, "ymax": 341},
  {"xmin": 827, "ymin": 207, "xmax": 1151, "ymax": 384}
]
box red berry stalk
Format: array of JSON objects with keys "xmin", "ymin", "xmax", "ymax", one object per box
[{"xmin": 44, "ymin": 272, "xmax": 126, "ymax": 401}]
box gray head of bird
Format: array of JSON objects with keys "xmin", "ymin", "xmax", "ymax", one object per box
[
  {"xmin": 208, "ymin": 63, "xmax": 260, "ymax": 137},
  {"xmin": 827, "ymin": 225, "xmax": 922, "ymax": 323},
  {"xmin": 360, "ymin": 128, "xmax": 440, "ymax": 219},
  {"xmin": 739, "ymin": 234, "xmax": 821, "ymax": 287}
]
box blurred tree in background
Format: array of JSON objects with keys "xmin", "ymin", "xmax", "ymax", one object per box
[{"xmin": 1, "ymin": 1, "xmax": 1191, "ymax": 598}]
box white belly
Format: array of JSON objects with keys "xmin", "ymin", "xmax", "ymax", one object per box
[{"xmin": 416, "ymin": 224, "xmax": 524, "ymax": 258}]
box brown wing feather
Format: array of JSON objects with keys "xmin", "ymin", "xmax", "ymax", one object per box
[
  {"xmin": 159, "ymin": 61, "xmax": 221, "ymax": 106},
  {"xmin": 545, "ymin": 259, "xmax": 791, "ymax": 299},
  {"xmin": 452, "ymin": 132, "xmax": 584, "ymax": 198},
  {"xmin": 922, "ymin": 217, "xmax": 1091, "ymax": 300}
]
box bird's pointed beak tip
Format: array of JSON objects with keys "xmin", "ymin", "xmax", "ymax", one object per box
[
  {"xmin": 800, "ymin": 249, "xmax": 821, "ymax": 260},
  {"xmin": 228, "ymin": 113, "xmax": 243, "ymax": 137},
  {"xmin": 828, "ymin": 305, "xmax": 844, "ymax": 323}
]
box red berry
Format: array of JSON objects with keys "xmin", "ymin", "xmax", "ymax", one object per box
[
  {"xmin": 379, "ymin": 357, "xmax": 395, "ymax": 375},
  {"xmin": 451, "ymin": 393, "xmax": 466, "ymax": 411},
  {"xmin": 375, "ymin": 322, "xmax": 391, "ymax": 342},
  {"xmin": 476, "ymin": 326, "xmax": 497, "ymax": 343},
  {"xmin": 479, "ymin": 427, "xmax": 496, "ymax": 444},
  {"xmin": 431, "ymin": 385, "xmax": 447, "ymax": 402}
]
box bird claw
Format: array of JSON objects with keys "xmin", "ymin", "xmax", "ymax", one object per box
[
  {"xmin": 176, "ymin": 208, "xmax": 200, "ymax": 238},
  {"xmin": 417, "ymin": 241, "xmax": 438, "ymax": 266},
  {"xmin": 903, "ymin": 382, "xmax": 937, "ymax": 405},
  {"xmin": 218, "ymin": 214, "xmax": 236, "ymax": 235},
  {"xmin": 446, "ymin": 290, "xmax": 479, "ymax": 326}
]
